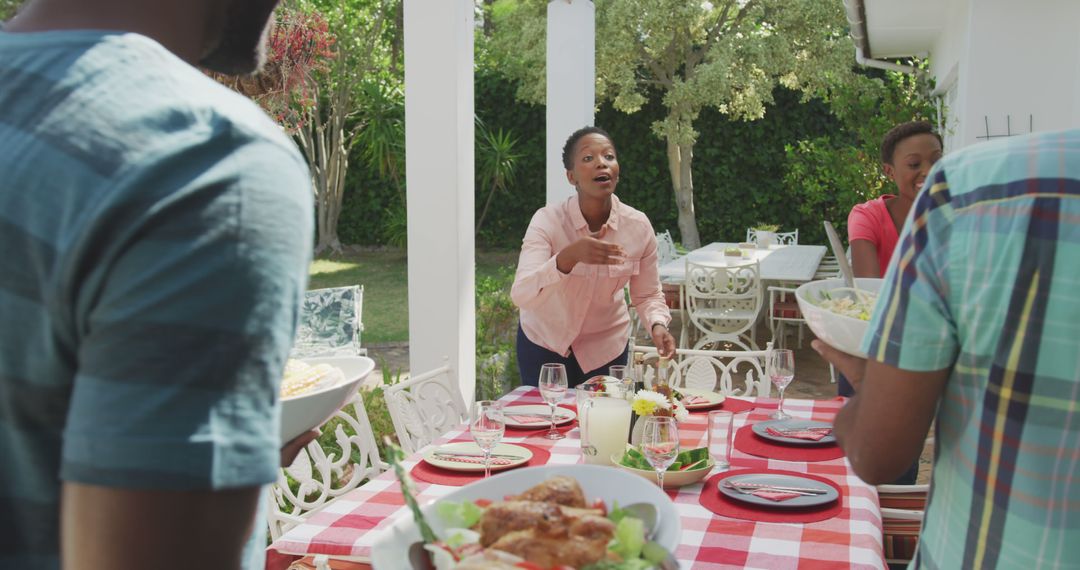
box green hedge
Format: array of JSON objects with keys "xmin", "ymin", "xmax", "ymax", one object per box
[{"xmin": 335, "ymin": 72, "xmax": 866, "ymax": 247}]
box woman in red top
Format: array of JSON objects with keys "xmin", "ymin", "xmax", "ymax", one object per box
[{"xmin": 848, "ymin": 121, "xmax": 943, "ymax": 278}]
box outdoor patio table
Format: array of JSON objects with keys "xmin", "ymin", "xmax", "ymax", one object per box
[
  {"xmin": 658, "ymin": 242, "xmax": 828, "ymax": 284},
  {"xmin": 267, "ymin": 386, "xmax": 885, "ymax": 569}
]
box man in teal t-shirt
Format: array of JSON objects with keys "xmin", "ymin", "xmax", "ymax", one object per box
[
  {"xmin": 0, "ymin": 1, "xmax": 315, "ymax": 568},
  {"xmin": 817, "ymin": 129, "xmax": 1080, "ymax": 568}
]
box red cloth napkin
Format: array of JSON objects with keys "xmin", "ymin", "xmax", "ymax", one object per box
[
  {"xmin": 684, "ymin": 395, "xmax": 711, "ymax": 406},
  {"xmin": 410, "ymin": 444, "xmax": 551, "ymax": 486},
  {"xmin": 431, "ymin": 454, "xmax": 514, "ymax": 466},
  {"xmin": 765, "ymin": 427, "xmax": 832, "ymax": 441},
  {"xmin": 504, "ymin": 403, "xmax": 577, "ymax": 431},
  {"xmin": 697, "ymin": 469, "xmax": 842, "ymax": 523},
  {"xmin": 751, "ymin": 489, "xmax": 802, "ymax": 502},
  {"xmin": 734, "ymin": 425, "xmax": 844, "ymax": 462}
]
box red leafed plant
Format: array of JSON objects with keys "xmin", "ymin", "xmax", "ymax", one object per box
[{"xmin": 206, "ymin": 7, "xmax": 335, "ymax": 131}]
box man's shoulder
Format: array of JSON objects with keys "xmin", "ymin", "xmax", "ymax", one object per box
[{"xmin": 935, "ymin": 129, "xmax": 1080, "ymax": 199}]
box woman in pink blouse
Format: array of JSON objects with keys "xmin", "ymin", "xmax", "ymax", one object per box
[
  {"xmin": 848, "ymin": 121, "xmax": 943, "ymax": 278},
  {"xmin": 511, "ymin": 127, "xmax": 677, "ymax": 387}
]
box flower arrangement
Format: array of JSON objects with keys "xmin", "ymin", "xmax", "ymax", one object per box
[{"xmin": 631, "ymin": 386, "xmax": 689, "ymax": 422}]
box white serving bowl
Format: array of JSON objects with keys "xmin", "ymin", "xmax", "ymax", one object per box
[
  {"xmin": 280, "ymin": 356, "xmax": 375, "ymax": 442},
  {"xmin": 795, "ymin": 278, "xmax": 884, "ymax": 358},
  {"xmin": 370, "ymin": 464, "xmax": 682, "ymax": 570},
  {"xmin": 612, "ymin": 453, "xmax": 714, "ymax": 488}
]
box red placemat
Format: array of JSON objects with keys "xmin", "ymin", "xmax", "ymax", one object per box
[
  {"xmin": 733, "ymin": 424, "xmax": 844, "ymax": 462},
  {"xmin": 698, "ymin": 469, "xmax": 843, "ymax": 523},
  {"xmin": 505, "ymin": 403, "xmax": 578, "ymax": 431},
  {"xmin": 410, "ymin": 444, "xmax": 551, "ymax": 486}
]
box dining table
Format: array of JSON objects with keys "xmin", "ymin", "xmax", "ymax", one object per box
[
  {"xmin": 658, "ymin": 242, "xmax": 828, "ymax": 284},
  {"xmin": 267, "ymin": 386, "xmax": 885, "ymax": 570}
]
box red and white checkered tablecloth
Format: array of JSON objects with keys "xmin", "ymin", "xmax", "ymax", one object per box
[{"xmin": 268, "ymin": 386, "xmax": 885, "ymax": 569}]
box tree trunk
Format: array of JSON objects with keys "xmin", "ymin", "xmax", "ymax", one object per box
[{"xmin": 666, "ymin": 137, "xmax": 701, "ymax": 249}]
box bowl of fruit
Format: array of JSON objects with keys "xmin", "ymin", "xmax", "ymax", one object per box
[{"xmin": 612, "ymin": 446, "xmax": 713, "ymax": 488}]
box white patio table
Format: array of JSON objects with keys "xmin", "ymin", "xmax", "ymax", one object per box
[{"xmin": 658, "ymin": 242, "xmax": 828, "ymax": 284}]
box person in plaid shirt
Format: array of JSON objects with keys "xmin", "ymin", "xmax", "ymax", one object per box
[{"xmin": 816, "ymin": 128, "xmax": 1080, "ymax": 568}]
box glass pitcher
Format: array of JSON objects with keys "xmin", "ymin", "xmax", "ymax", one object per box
[{"xmin": 576, "ymin": 375, "xmax": 633, "ymax": 466}]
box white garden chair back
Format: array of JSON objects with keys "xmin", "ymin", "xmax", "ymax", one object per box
[
  {"xmin": 266, "ymin": 391, "xmax": 388, "ymax": 540},
  {"xmin": 637, "ymin": 344, "xmax": 774, "ymax": 397},
  {"xmin": 291, "ymin": 285, "xmax": 367, "ymax": 358},
  {"xmin": 745, "ymin": 228, "xmax": 799, "ymax": 246},
  {"xmin": 655, "ymin": 230, "xmax": 680, "ymax": 266},
  {"xmin": 384, "ymin": 364, "xmax": 467, "ymax": 454},
  {"xmin": 682, "ymin": 259, "xmax": 763, "ymax": 351}
]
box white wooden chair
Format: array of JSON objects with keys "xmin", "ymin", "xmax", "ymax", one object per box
[
  {"xmin": 636, "ymin": 344, "xmax": 774, "ymax": 397},
  {"xmin": 384, "ymin": 364, "xmax": 467, "ymax": 454},
  {"xmin": 291, "ymin": 285, "xmax": 367, "ymax": 358},
  {"xmin": 682, "ymin": 259, "xmax": 763, "ymax": 351},
  {"xmin": 767, "ymin": 285, "xmax": 805, "ymax": 349},
  {"xmin": 267, "ymin": 391, "xmax": 388, "ymax": 540}
]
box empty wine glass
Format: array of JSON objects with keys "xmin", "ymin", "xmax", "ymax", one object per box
[
  {"xmin": 768, "ymin": 349, "xmax": 795, "ymax": 420},
  {"xmin": 641, "ymin": 416, "xmax": 680, "ymax": 489},
  {"xmin": 538, "ymin": 363, "xmax": 569, "ymax": 440},
  {"xmin": 470, "ymin": 400, "xmax": 505, "ymax": 478}
]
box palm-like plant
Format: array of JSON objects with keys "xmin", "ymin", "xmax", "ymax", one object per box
[{"xmin": 475, "ymin": 119, "xmax": 522, "ymax": 237}]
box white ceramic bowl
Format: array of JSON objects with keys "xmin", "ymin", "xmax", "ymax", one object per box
[
  {"xmin": 280, "ymin": 356, "xmax": 375, "ymax": 442},
  {"xmin": 612, "ymin": 454, "xmax": 714, "ymax": 488},
  {"xmin": 370, "ymin": 464, "xmax": 682, "ymax": 570},
  {"xmin": 795, "ymin": 278, "xmax": 884, "ymax": 358}
]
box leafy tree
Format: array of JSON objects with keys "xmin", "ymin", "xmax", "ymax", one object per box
[
  {"xmin": 475, "ymin": 118, "xmax": 522, "ymax": 236},
  {"xmin": 491, "ymin": 0, "xmax": 866, "ymax": 249},
  {"xmin": 0, "ymin": 0, "xmax": 20, "ymax": 21}
]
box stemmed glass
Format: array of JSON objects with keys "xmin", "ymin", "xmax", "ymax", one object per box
[
  {"xmin": 470, "ymin": 400, "xmax": 505, "ymax": 479},
  {"xmin": 538, "ymin": 363, "xmax": 569, "ymax": 440},
  {"xmin": 768, "ymin": 349, "xmax": 795, "ymax": 420},
  {"xmin": 641, "ymin": 416, "xmax": 680, "ymax": 489}
]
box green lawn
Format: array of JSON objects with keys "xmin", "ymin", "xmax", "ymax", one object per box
[{"xmin": 308, "ymin": 248, "xmax": 519, "ymax": 344}]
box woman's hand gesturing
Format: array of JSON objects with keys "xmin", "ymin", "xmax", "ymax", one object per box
[{"xmin": 556, "ymin": 236, "xmax": 626, "ymax": 273}]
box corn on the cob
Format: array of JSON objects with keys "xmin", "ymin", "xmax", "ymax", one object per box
[{"xmin": 280, "ymin": 360, "xmax": 345, "ymax": 399}]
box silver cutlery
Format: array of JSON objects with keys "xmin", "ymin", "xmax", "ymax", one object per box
[
  {"xmin": 507, "ymin": 412, "xmax": 573, "ymax": 420},
  {"xmin": 431, "ymin": 451, "xmax": 525, "ymax": 460},
  {"xmin": 722, "ymin": 480, "xmax": 828, "ymax": 495}
]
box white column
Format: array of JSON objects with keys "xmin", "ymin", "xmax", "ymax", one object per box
[
  {"xmin": 404, "ymin": 0, "xmax": 476, "ymax": 404},
  {"xmin": 546, "ymin": 0, "xmax": 595, "ymax": 205}
]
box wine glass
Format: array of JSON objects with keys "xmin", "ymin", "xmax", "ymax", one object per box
[
  {"xmin": 768, "ymin": 349, "xmax": 795, "ymax": 420},
  {"xmin": 640, "ymin": 416, "xmax": 680, "ymax": 489},
  {"xmin": 470, "ymin": 400, "xmax": 505, "ymax": 479},
  {"xmin": 538, "ymin": 363, "xmax": 569, "ymax": 440}
]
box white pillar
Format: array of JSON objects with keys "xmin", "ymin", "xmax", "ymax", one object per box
[
  {"xmin": 546, "ymin": 0, "xmax": 595, "ymax": 205},
  {"xmin": 404, "ymin": 0, "xmax": 476, "ymax": 404}
]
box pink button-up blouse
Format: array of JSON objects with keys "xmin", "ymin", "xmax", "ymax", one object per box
[{"xmin": 510, "ymin": 195, "xmax": 671, "ymax": 373}]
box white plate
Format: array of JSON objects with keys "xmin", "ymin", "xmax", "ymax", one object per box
[
  {"xmin": 502, "ymin": 404, "xmax": 576, "ymax": 429},
  {"xmin": 370, "ymin": 464, "xmax": 682, "ymax": 570},
  {"xmin": 422, "ymin": 442, "xmax": 532, "ymax": 472},
  {"xmin": 279, "ymin": 356, "xmax": 375, "ymax": 442},
  {"xmin": 718, "ymin": 472, "xmax": 839, "ymax": 508},
  {"xmin": 678, "ymin": 387, "xmax": 726, "ymax": 410},
  {"xmin": 752, "ymin": 419, "xmax": 837, "ymax": 445}
]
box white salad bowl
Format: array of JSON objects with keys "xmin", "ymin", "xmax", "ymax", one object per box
[
  {"xmin": 280, "ymin": 355, "xmax": 375, "ymax": 442},
  {"xmin": 369, "ymin": 464, "xmax": 682, "ymax": 570},
  {"xmin": 795, "ymin": 278, "xmax": 884, "ymax": 358}
]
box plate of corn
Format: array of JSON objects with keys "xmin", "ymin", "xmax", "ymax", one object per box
[{"xmin": 280, "ymin": 356, "xmax": 376, "ymax": 442}]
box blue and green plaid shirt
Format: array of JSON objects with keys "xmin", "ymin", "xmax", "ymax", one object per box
[{"xmin": 863, "ymin": 129, "xmax": 1080, "ymax": 568}]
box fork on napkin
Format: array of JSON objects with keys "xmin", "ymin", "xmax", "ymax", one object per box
[
  {"xmin": 507, "ymin": 414, "xmax": 569, "ymax": 424},
  {"xmin": 431, "ymin": 454, "xmax": 514, "ymax": 466},
  {"xmin": 750, "ymin": 489, "xmax": 803, "ymax": 501},
  {"xmin": 765, "ymin": 427, "xmax": 832, "ymax": 441},
  {"xmin": 683, "ymin": 395, "xmax": 711, "ymax": 406}
]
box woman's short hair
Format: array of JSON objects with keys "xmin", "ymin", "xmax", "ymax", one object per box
[
  {"xmin": 881, "ymin": 121, "xmax": 942, "ymax": 164},
  {"xmin": 562, "ymin": 126, "xmax": 615, "ymax": 170}
]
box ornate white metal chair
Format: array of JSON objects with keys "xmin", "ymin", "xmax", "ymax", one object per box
[
  {"xmin": 655, "ymin": 230, "xmax": 680, "ymax": 266},
  {"xmin": 637, "ymin": 344, "xmax": 774, "ymax": 397},
  {"xmin": 291, "ymin": 285, "xmax": 366, "ymax": 358},
  {"xmin": 767, "ymin": 285, "xmax": 805, "ymax": 349},
  {"xmin": 745, "ymin": 228, "xmax": 799, "ymax": 246},
  {"xmin": 384, "ymin": 364, "xmax": 467, "ymax": 454},
  {"xmin": 682, "ymin": 259, "xmax": 763, "ymax": 351},
  {"xmin": 266, "ymin": 392, "xmax": 388, "ymax": 541}
]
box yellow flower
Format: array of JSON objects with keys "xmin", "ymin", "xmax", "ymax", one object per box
[{"xmin": 632, "ymin": 398, "xmax": 658, "ymax": 416}]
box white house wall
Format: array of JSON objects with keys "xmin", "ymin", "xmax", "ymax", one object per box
[{"xmin": 954, "ymin": 0, "xmax": 1080, "ymax": 147}]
